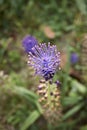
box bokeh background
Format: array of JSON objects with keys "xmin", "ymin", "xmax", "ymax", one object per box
[{"xmin": 0, "ymin": 0, "xmax": 87, "ymax": 130}]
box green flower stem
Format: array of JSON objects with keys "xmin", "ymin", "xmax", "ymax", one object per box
[
  {"xmin": 48, "ymin": 82, "xmax": 51, "ymax": 105},
  {"xmin": 47, "ymin": 81, "xmax": 53, "ymax": 108}
]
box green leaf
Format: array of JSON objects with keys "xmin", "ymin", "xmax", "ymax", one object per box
[
  {"xmin": 35, "ymin": 102, "xmax": 43, "ymax": 114},
  {"xmin": 63, "ymin": 96, "xmax": 82, "ymax": 106},
  {"xmin": 71, "ymin": 80, "xmax": 86, "ymax": 94},
  {"xmin": 80, "ymin": 125, "xmax": 87, "ymax": 130},
  {"xmin": 14, "ymin": 86, "xmax": 38, "ymax": 99},
  {"xmin": 76, "ymin": 0, "xmax": 87, "ymax": 15},
  {"xmin": 62, "ymin": 102, "xmax": 84, "ymax": 120},
  {"xmin": 20, "ymin": 110, "xmax": 40, "ymax": 130}
]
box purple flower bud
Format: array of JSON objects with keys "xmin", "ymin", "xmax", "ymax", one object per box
[
  {"xmin": 70, "ymin": 53, "xmax": 79, "ymax": 64},
  {"xmin": 55, "ymin": 80, "xmax": 61, "ymax": 87},
  {"xmin": 22, "ymin": 35, "xmax": 38, "ymax": 54}
]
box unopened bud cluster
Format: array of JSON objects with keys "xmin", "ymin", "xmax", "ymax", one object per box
[{"xmin": 37, "ymin": 80, "xmax": 62, "ymax": 124}]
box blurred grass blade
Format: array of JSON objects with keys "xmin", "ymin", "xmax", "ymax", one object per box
[
  {"xmin": 76, "ymin": 0, "xmax": 87, "ymax": 15},
  {"xmin": 13, "ymin": 86, "xmax": 43, "ymax": 113},
  {"xmin": 62, "ymin": 102, "xmax": 84, "ymax": 120},
  {"xmin": 35, "ymin": 102, "xmax": 43, "ymax": 114},
  {"xmin": 20, "ymin": 110, "xmax": 40, "ymax": 130},
  {"xmin": 14, "ymin": 86, "xmax": 38, "ymax": 99},
  {"xmin": 63, "ymin": 96, "xmax": 82, "ymax": 106},
  {"xmin": 80, "ymin": 125, "xmax": 87, "ymax": 130},
  {"xmin": 71, "ymin": 80, "xmax": 86, "ymax": 94}
]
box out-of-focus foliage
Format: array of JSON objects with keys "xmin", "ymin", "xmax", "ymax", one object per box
[
  {"xmin": 0, "ymin": 0, "xmax": 87, "ymax": 38},
  {"xmin": 0, "ymin": 0, "xmax": 87, "ymax": 130}
]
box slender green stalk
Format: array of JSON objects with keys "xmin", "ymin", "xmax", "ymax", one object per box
[
  {"xmin": 47, "ymin": 81, "xmax": 51, "ymax": 106},
  {"xmin": 62, "ymin": 44, "xmax": 71, "ymax": 96}
]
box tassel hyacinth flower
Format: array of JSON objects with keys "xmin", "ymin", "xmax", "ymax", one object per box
[
  {"xmin": 22, "ymin": 35, "xmax": 62, "ymax": 125},
  {"xmin": 28, "ymin": 42, "xmax": 61, "ymax": 81},
  {"xmin": 70, "ymin": 53, "xmax": 79, "ymax": 64}
]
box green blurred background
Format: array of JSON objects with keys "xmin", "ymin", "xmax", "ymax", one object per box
[{"xmin": 0, "ymin": 0, "xmax": 87, "ymax": 130}]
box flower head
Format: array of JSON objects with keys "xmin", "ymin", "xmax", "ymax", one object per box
[
  {"xmin": 28, "ymin": 42, "xmax": 60, "ymax": 80},
  {"xmin": 70, "ymin": 53, "xmax": 79, "ymax": 64},
  {"xmin": 22, "ymin": 35, "xmax": 38, "ymax": 53}
]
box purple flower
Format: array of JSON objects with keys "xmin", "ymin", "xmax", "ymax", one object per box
[
  {"xmin": 22, "ymin": 35, "xmax": 38, "ymax": 53},
  {"xmin": 28, "ymin": 42, "xmax": 61, "ymax": 80},
  {"xmin": 70, "ymin": 53, "xmax": 79, "ymax": 64}
]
